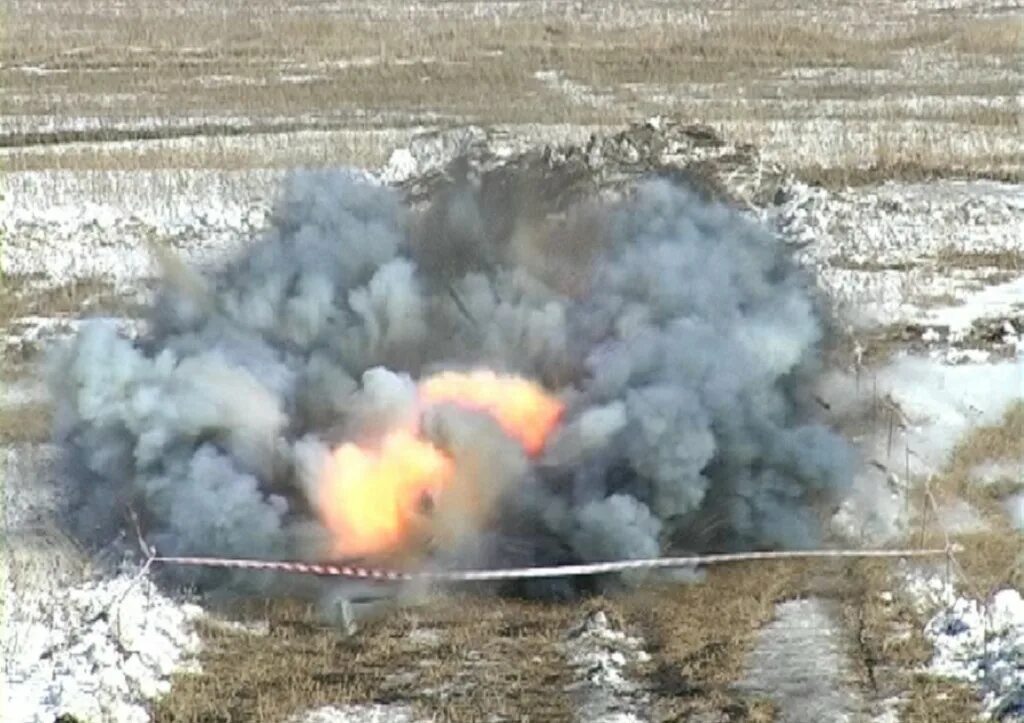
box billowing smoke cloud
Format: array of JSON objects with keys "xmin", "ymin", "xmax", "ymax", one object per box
[{"xmin": 51, "ymin": 167, "xmax": 853, "ymax": 593}]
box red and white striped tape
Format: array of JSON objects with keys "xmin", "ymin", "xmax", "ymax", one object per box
[{"xmin": 152, "ymin": 545, "xmax": 957, "ymax": 583}]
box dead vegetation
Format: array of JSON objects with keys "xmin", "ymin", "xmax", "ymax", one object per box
[
  {"xmin": 796, "ymin": 160, "xmax": 1024, "ymax": 190},
  {"xmin": 912, "ymin": 402, "xmax": 1023, "ymax": 602},
  {"xmin": 842, "ymin": 520, "xmax": 1022, "ymax": 723},
  {"xmin": 948, "ymin": 17, "xmax": 1024, "ymax": 56},
  {"xmin": 153, "ymin": 593, "xmax": 578, "ymax": 722},
  {"xmin": 152, "ymin": 563, "xmax": 812, "ymax": 723},
  {"xmin": 3, "ymin": 1, "xmax": 1021, "ymax": 180},
  {"xmin": 0, "ymin": 275, "xmax": 141, "ymax": 374},
  {"xmin": 0, "ymin": 277, "xmax": 140, "ymax": 439},
  {"xmin": 933, "ymin": 402, "xmax": 1024, "ymax": 518},
  {"xmin": 845, "ymin": 312, "xmax": 1024, "ymax": 367},
  {"xmin": 844, "ymin": 405, "xmax": 1024, "ymax": 723},
  {"xmin": 6, "ymin": 129, "xmax": 415, "ymax": 173},
  {"xmin": 841, "ymin": 560, "xmax": 982, "ymax": 723},
  {"xmin": 934, "ymin": 247, "xmax": 1024, "ymax": 272},
  {"xmin": 0, "ymin": 400, "xmax": 52, "ymax": 444},
  {"xmin": 0, "ymin": 276, "xmax": 139, "ymax": 330},
  {"xmin": 618, "ymin": 561, "xmax": 809, "ymax": 720}
]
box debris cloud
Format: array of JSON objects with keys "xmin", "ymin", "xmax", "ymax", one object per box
[{"xmin": 52, "ymin": 165, "xmax": 853, "ymax": 593}]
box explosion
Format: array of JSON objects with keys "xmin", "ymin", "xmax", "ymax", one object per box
[
  {"xmin": 418, "ymin": 370, "xmax": 564, "ymax": 456},
  {"xmin": 51, "ymin": 163, "xmax": 855, "ymax": 595},
  {"xmin": 318, "ymin": 371, "xmax": 564, "ymax": 558},
  {"xmin": 319, "ymin": 430, "xmax": 453, "ymax": 559}
]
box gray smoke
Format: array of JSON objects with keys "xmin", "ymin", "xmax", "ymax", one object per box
[{"xmin": 51, "ymin": 167, "xmax": 853, "ymax": 593}]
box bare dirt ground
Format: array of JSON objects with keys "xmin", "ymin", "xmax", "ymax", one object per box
[{"xmin": 2, "ymin": 1, "xmax": 1022, "ymax": 722}]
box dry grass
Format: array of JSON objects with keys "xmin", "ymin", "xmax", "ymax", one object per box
[
  {"xmin": 5, "ymin": 129, "xmax": 418, "ymax": 173},
  {"xmin": 949, "ymin": 17, "xmax": 1024, "ymax": 56},
  {"xmin": 843, "ymin": 561, "xmax": 931, "ymax": 675},
  {"xmin": 840, "ymin": 560, "xmax": 983, "ymax": 723},
  {"xmin": 948, "ymin": 530, "xmax": 1023, "ymax": 602},
  {"xmin": 934, "ymin": 248, "xmax": 1024, "ymax": 272},
  {"xmin": 153, "ymin": 593, "xmax": 579, "ymax": 722},
  {"xmin": 859, "ymin": 529, "xmax": 1021, "ymax": 723},
  {"xmin": 757, "ymin": 118, "xmax": 1024, "ymax": 188},
  {"xmin": 901, "ymin": 675, "xmax": 982, "ymax": 723},
  {"xmin": 0, "ymin": 277, "xmax": 138, "ymax": 438},
  {"xmin": 834, "ymin": 401, "xmax": 1024, "ymax": 723},
  {"xmin": 3, "ymin": 1, "xmax": 1021, "ymax": 179},
  {"xmin": 796, "ymin": 160, "xmax": 1024, "ymax": 189},
  {"xmin": 152, "ymin": 562, "xmax": 813, "ymax": 722},
  {"xmin": 615, "ymin": 561, "xmax": 809, "ymax": 720},
  {"xmin": 931, "ymin": 402, "xmax": 1024, "ymax": 519},
  {"xmin": 909, "ymin": 402, "xmax": 1024, "ymax": 603},
  {"xmin": 0, "ymin": 401, "xmax": 52, "ymax": 444},
  {"xmin": 0, "ymin": 276, "xmax": 138, "ymax": 328},
  {"xmin": 0, "ymin": 277, "xmax": 139, "ymax": 375}
]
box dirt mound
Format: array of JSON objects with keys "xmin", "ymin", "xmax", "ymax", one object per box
[{"xmin": 391, "ymin": 117, "xmax": 787, "ymax": 212}]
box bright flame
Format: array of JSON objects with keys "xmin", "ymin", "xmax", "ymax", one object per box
[
  {"xmin": 419, "ymin": 370, "xmax": 564, "ymax": 455},
  {"xmin": 319, "ymin": 429, "xmax": 455, "ymax": 558},
  {"xmin": 317, "ymin": 370, "xmax": 563, "ymax": 559}
]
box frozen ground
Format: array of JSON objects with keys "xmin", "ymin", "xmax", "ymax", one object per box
[
  {"xmin": 4, "ymin": 0, "xmax": 1021, "ymax": 179},
  {"xmin": 0, "ymin": 428, "xmax": 204, "ymax": 723},
  {"xmin": 6, "ymin": 144, "xmax": 1022, "ymax": 327},
  {"xmin": 3, "ymin": 1, "xmax": 1021, "ymax": 718},
  {"xmin": 736, "ymin": 598, "xmax": 863, "ymax": 723},
  {"xmin": 2, "ymin": 123, "xmax": 1022, "ymax": 722},
  {"xmin": 772, "ymin": 180, "xmax": 1024, "ymax": 331},
  {"xmin": 0, "ymin": 122, "xmax": 603, "ymax": 285},
  {"xmin": 924, "ymin": 588, "xmax": 1024, "ymax": 719},
  {"xmin": 3, "ymin": 574, "xmax": 203, "ymax": 723},
  {"xmin": 902, "ymin": 568, "xmax": 1024, "ymax": 721},
  {"xmin": 563, "ymin": 610, "xmax": 651, "ymax": 723},
  {"xmin": 290, "ymin": 705, "xmax": 423, "ymax": 723}
]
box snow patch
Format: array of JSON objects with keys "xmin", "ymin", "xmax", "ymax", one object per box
[
  {"xmin": 0, "ymin": 376, "xmax": 48, "ymax": 409},
  {"xmin": 534, "ymin": 69, "xmax": 614, "ymax": 108},
  {"xmin": 878, "ymin": 356, "xmax": 1023, "ymax": 471},
  {"xmin": 825, "ymin": 353, "xmax": 1022, "ymax": 543},
  {"xmin": 922, "ymin": 585, "xmax": 1024, "ymax": 719},
  {"xmin": 770, "ymin": 180, "xmax": 1024, "ymax": 328},
  {"xmin": 3, "ymin": 574, "xmax": 203, "ymax": 723},
  {"xmin": 3, "ymin": 315, "xmax": 145, "ymax": 363},
  {"xmin": 288, "ymin": 704, "xmax": 423, "ymax": 723},
  {"xmin": 923, "ymin": 277, "xmax": 1024, "ymax": 342},
  {"xmin": 563, "ymin": 610, "xmax": 650, "ymax": 723},
  {"xmin": 379, "ymin": 126, "xmax": 488, "ymax": 184},
  {"xmin": 972, "ymin": 460, "xmax": 1023, "ymax": 488},
  {"xmin": 736, "ymin": 598, "xmax": 864, "ymax": 722},
  {"xmin": 1003, "ymin": 494, "xmax": 1024, "ymax": 531}
]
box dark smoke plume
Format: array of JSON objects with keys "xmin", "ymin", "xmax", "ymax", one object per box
[{"xmin": 50, "ymin": 167, "xmax": 853, "ymax": 593}]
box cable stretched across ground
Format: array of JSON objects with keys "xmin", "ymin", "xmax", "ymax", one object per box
[{"xmin": 149, "ymin": 546, "xmax": 959, "ymax": 583}]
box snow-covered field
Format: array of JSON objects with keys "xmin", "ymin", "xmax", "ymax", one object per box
[
  {"xmin": 5, "ymin": 574, "xmax": 203, "ymax": 723},
  {"xmin": 2, "ymin": 0, "xmax": 1022, "ymax": 715},
  {"xmin": 923, "ymin": 585, "xmax": 1024, "ymax": 719},
  {"xmin": 2, "ymin": 126, "xmax": 1021, "ymax": 720}
]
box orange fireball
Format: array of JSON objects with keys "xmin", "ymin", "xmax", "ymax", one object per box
[
  {"xmin": 317, "ymin": 370, "xmax": 563, "ymax": 559},
  {"xmin": 419, "ymin": 370, "xmax": 565, "ymax": 455},
  {"xmin": 318, "ymin": 429, "xmax": 455, "ymax": 558}
]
